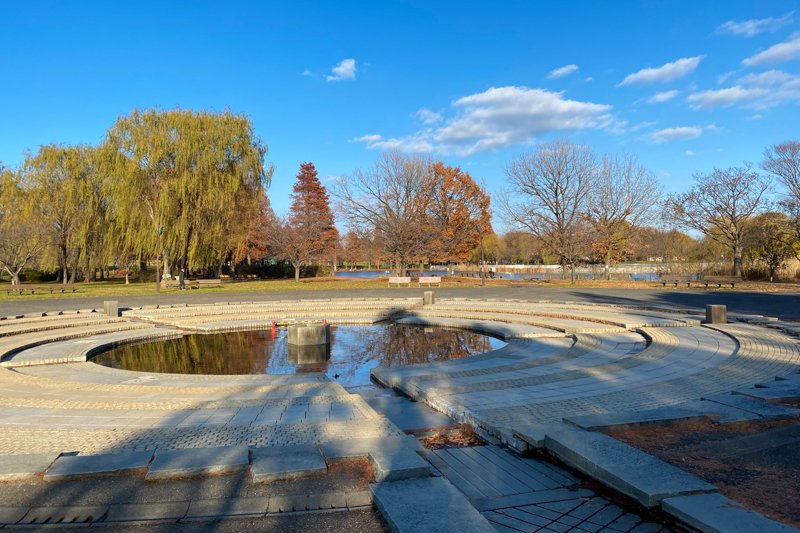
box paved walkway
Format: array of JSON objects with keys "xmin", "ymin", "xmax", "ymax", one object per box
[{"xmin": 0, "ymin": 295, "xmax": 798, "ymax": 531}]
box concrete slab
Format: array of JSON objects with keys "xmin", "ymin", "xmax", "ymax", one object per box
[
  {"xmin": 106, "ymin": 501, "xmax": 190, "ymax": 522},
  {"xmin": 146, "ymin": 446, "xmax": 250, "ymax": 480},
  {"xmin": 319, "ymin": 436, "xmax": 423, "ymax": 460},
  {"xmin": 703, "ymin": 393, "xmax": 800, "ymax": 418},
  {"xmin": 250, "ymin": 444, "xmax": 327, "ymax": 483},
  {"xmin": 662, "ymin": 493, "xmax": 796, "ymax": 533},
  {"xmin": 346, "ymin": 490, "xmax": 373, "ymax": 509},
  {"xmin": 0, "ymin": 453, "xmax": 59, "ymax": 481},
  {"xmin": 366, "ymin": 396, "xmax": 455, "ymax": 432},
  {"xmin": 371, "ymin": 477, "xmax": 496, "ymax": 532},
  {"xmin": 565, "ymin": 407, "xmax": 705, "ymax": 430},
  {"xmin": 0, "ymin": 506, "xmax": 30, "ymax": 525},
  {"xmin": 543, "ymin": 426, "xmax": 717, "ymax": 507},
  {"xmin": 369, "ymin": 446, "xmax": 431, "ymax": 482},
  {"xmin": 737, "ymin": 384, "xmax": 800, "ymax": 402},
  {"xmin": 44, "ymin": 451, "xmax": 153, "ymax": 481},
  {"xmin": 184, "ymin": 497, "xmax": 269, "ymax": 518},
  {"xmin": 512, "ymin": 422, "xmax": 574, "ymax": 448}
]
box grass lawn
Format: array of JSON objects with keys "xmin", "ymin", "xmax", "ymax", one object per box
[{"xmin": 1, "ymin": 276, "xmax": 798, "ymax": 302}]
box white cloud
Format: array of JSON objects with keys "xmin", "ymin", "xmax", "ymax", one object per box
[
  {"xmin": 412, "ymin": 108, "xmax": 441, "ymax": 125},
  {"xmin": 717, "ymin": 12, "xmax": 794, "ymax": 37},
  {"xmin": 618, "ymin": 56, "xmax": 703, "ymax": 86},
  {"xmin": 688, "ymin": 70, "xmax": 800, "ymax": 110},
  {"xmin": 647, "ymin": 90, "xmax": 679, "ymax": 103},
  {"xmin": 742, "ymin": 35, "xmax": 800, "ymax": 66},
  {"xmin": 585, "ymin": 77, "xmax": 595, "ymax": 82},
  {"xmin": 686, "ymin": 86, "xmax": 768, "ymax": 109},
  {"xmin": 685, "ymin": 150, "xmax": 695, "ymax": 157},
  {"xmin": 354, "ymin": 86, "xmax": 613, "ymax": 156},
  {"xmin": 547, "ymin": 64, "xmax": 579, "ymax": 79},
  {"xmin": 302, "ymin": 69, "xmax": 313, "ymax": 77},
  {"xmin": 751, "ymin": 114, "xmax": 764, "ymax": 120},
  {"xmin": 326, "ymin": 58, "xmax": 357, "ymax": 81},
  {"xmin": 737, "ymin": 69, "xmax": 795, "ymax": 86},
  {"xmin": 651, "ymin": 126, "xmax": 703, "ymax": 144}
]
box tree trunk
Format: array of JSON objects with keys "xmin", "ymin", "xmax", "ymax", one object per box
[
  {"xmin": 12, "ymin": 273, "xmax": 20, "ymax": 285},
  {"xmin": 733, "ymin": 243, "xmax": 742, "ymax": 277},
  {"xmin": 294, "ymin": 264, "xmax": 301, "ymax": 281}
]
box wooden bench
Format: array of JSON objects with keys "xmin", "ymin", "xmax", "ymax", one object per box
[
  {"xmin": 193, "ymin": 279, "xmax": 222, "ymax": 289},
  {"xmin": 164, "ymin": 279, "xmax": 182, "ymax": 289},
  {"xmin": 659, "ymin": 274, "xmax": 693, "ymax": 288},
  {"xmin": 5, "ymin": 284, "xmax": 77, "ymax": 295},
  {"xmin": 418, "ymin": 276, "xmax": 441, "ymax": 287},
  {"xmin": 702, "ymin": 275, "xmax": 741, "ymax": 288},
  {"xmin": 388, "ymin": 276, "xmax": 411, "ymax": 287}
]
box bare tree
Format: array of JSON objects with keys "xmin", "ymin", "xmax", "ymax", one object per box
[
  {"xmin": 762, "ymin": 141, "xmax": 800, "ymax": 246},
  {"xmin": 333, "ymin": 152, "xmax": 433, "ymax": 275},
  {"xmin": 762, "ymin": 141, "xmax": 800, "ymax": 203},
  {"xmin": 585, "ymin": 154, "xmax": 662, "ymax": 278},
  {"xmin": 666, "ymin": 163, "xmax": 770, "ymax": 277},
  {"xmin": 503, "ymin": 140, "xmax": 595, "ymax": 282}
]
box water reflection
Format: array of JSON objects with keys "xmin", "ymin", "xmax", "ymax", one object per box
[{"xmin": 92, "ymin": 324, "xmax": 506, "ymax": 388}]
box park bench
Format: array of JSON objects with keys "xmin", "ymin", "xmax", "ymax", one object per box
[
  {"xmin": 418, "ymin": 276, "xmax": 441, "ymax": 287},
  {"xmin": 702, "ymin": 275, "xmax": 741, "ymax": 288},
  {"xmin": 193, "ymin": 279, "xmax": 222, "ymax": 289},
  {"xmin": 5, "ymin": 284, "xmax": 77, "ymax": 295},
  {"xmin": 388, "ymin": 276, "xmax": 411, "ymax": 287},
  {"xmin": 659, "ymin": 274, "xmax": 694, "ymax": 288},
  {"xmin": 164, "ymin": 279, "xmax": 182, "ymax": 289}
]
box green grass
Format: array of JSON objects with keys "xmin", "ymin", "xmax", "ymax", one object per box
[{"xmin": 0, "ymin": 278, "xmax": 405, "ymax": 301}]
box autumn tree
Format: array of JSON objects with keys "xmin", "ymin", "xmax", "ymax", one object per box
[
  {"xmin": 744, "ymin": 212, "xmax": 798, "ymax": 281},
  {"xmin": 272, "ymin": 162, "xmax": 338, "ymax": 281},
  {"xmin": 0, "ymin": 167, "xmax": 43, "ymax": 284},
  {"xmin": 104, "ymin": 108, "xmax": 270, "ymax": 291},
  {"xmin": 426, "ymin": 162, "xmax": 491, "ymax": 264},
  {"xmin": 503, "ymin": 140, "xmax": 595, "ymax": 282},
  {"xmin": 666, "ymin": 164, "xmax": 770, "ymax": 277},
  {"xmin": 334, "ymin": 152, "xmax": 434, "ymax": 274},
  {"xmin": 585, "ymin": 155, "xmax": 661, "ymax": 278}
]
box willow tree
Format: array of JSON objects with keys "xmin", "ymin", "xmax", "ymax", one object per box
[
  {"xmin": 0, "ymin": 167, "xmax": 43, "ymax": 284},
  {"xmin": 103, "ymin": 109, "xmax": 270, "ymax": 291},
  {"xmin": 24, "ymin": 144, "xmax": 101, "ymax": 283}
]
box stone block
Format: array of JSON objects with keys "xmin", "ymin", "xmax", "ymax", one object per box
[
  {"xmin": 319, "ymin": 436, "xmax": 423, "ymax": 460},
  {"xmin": 662, "ymin": 493, "xmax": 796, "ymax": 533},
  {"xmin": 423, "ymin": 291, "xmax": 435, "ymax": 305},
  {"xmin": 146, "ymin": 446, "xmax": 249, "ymax": 480},
  {"xmin": 705, "ymin": 304, "xmax": 727, "ymax": 324},
  {"xmin": 103, "ymin": 300, "xmax": 120, "ymax": 318},
  {"xmin": 565, "ymin": 407, "xmax": 706, "ymax": 430},
  {"xmin": 105, "ymin": 501, "xmax": 189, "ymax": 522},
  {"xmin": 369, "ymin": 447, "xmax": 431, "ymax": 482},
  {"xmin": 185, "ymin": 497, "xmax": 268, "ymax": 518},
  {"xmin": 44, "ymin": 451, "xmax": 153, "ymax": 481},
  {"xmin": 0, "ymin": 453, "xmax": 59, "ymax": 481},
  {"xmin": 543, "ymin": 426, "xmax": 717, "ymax": 507},
  {"xmin": 250, "ymin": 444, "xmax": 327, "ymax": 483},
  {"xmin": 371, "ymin": 477, "xmax": 496, "ymax": 532},
  {"xmin": 287, "ymin": 323, "xmax": 330, "ymax": 346},
  {"xmin": 703, "ymin": 393, "xmax": 800, "ymax": 418}
]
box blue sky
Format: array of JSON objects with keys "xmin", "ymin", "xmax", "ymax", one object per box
[{"xmin": 2, "ymin": 1, "xmax": 799, "ymax": 229}]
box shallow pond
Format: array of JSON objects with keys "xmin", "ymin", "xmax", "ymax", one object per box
[{"xmin": 92, "ymin": 324, "xmax": 506, "ymax": 389}]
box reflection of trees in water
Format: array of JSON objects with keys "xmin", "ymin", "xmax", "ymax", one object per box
[
  {"xmin": 94, "ymin": 331, "xmax": 278, "ymax": 375},
  {"xmin": 93, "ymin": 326, "xmax": 496, "ymax": 378},
  {"xmin": 341, "ymin": 325, "xmax": 491, "ymax": 368}
]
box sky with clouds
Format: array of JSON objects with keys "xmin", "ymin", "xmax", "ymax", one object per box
[{"xmin": 1, "ymin": 1, "xmax": 799, "ymax": 229}]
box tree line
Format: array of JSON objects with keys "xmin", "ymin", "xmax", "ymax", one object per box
[{"xmin": 1, "ymin": 108, "xmax": 798, "ymax": 286}]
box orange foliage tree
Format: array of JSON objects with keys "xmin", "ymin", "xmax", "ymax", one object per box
[{"xmin": 271, "ymin": 162, "xmax": 338, "ymax": 280}]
